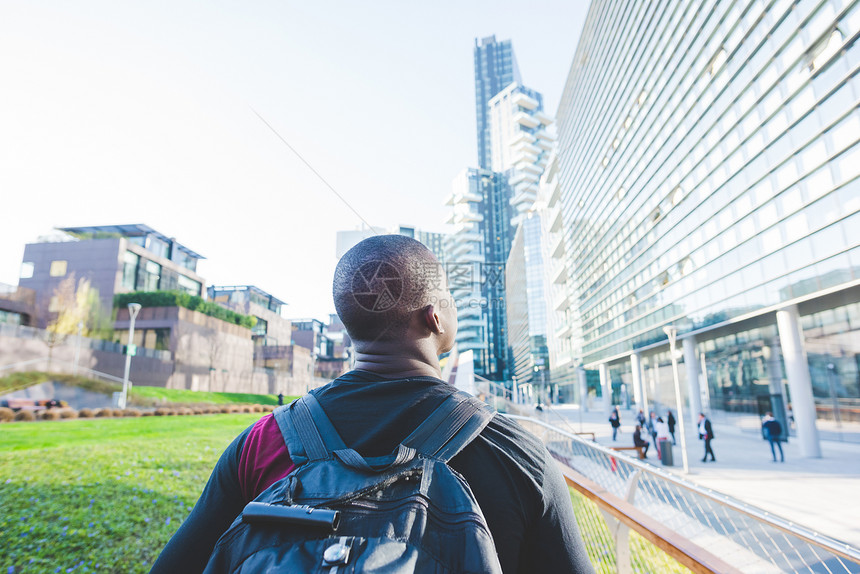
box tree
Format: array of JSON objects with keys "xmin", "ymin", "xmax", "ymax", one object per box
[{"xmin": 45, "ymin": 274, "xmax": 112, "ymax": 369}]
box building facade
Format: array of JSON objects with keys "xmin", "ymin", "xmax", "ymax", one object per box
[
  {"xmin": 554, "ymin": 0, "xmax": 860, "ymax": 454},
  {"xmin": 19, "ymin": 224, "xmax": 204, "ymax": 328},
  {"xmin": 207, "ymin": 285, "xmax": 291, "ymax": 347},
  {"xmin": 487, "ymin": 83, "xmax": 555, "ymax": 224},
  {"xmin": 505, "ymin": 214, "xmax": 550, "ymax": 387},
  {"xmin": 445, "ymin": 168, "xmax": 514, "ymax": 380},
  {"xmin": 474, "ymin": 35, "xmax": 521, "ymax": 170}
]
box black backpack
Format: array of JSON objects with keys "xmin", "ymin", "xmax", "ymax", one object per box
[{"xmin": 204, "ymin": 391, "xmax": 503, "ymax": 573}]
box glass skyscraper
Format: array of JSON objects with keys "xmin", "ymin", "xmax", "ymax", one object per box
[
  {"xmin": 474, "ymin": 36, "xmax": 521, "ymax": 170},
  {"xmin": 553, "ymin": 0, "xmax": 860, "ymax": 456},
  {"xmin": 445, "ymin": 168, "xmax": 513, "ymax": 380}
]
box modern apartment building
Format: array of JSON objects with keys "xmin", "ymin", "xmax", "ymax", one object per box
[
  {"xmin": 445, "ymin": 168, "xmax": 513, "ymax": 380},
  {"xmin": 335, "ymin": 225, "xmax": 446, "ymax": 261},
  {"xmin": 207, "ymin": 285, "xmax": 291, "ymax": 347},
  {"xmin": 554, "ymin": 0, "xmax": 860, "ymax": 455},
  {"xmin": 19, "ymin": 224, "xmax": 205, "ymax": 327},
  {"xmin": 475, "ymin": 36, "xmax": 521, "ymax": 169},
  {"xmin": 487, "ymin": 83, "xmax": 555, "ymax": 224}
]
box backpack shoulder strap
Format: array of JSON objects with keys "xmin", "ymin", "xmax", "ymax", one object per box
[
  {"xmin": 272, "ymin": 394, "xmax": 339, "ymax": 465},
  {"xmin": 403, "ymin": 391, "xmax": 495, "ymax": 463},
  {"xmin": 273, "ymin": 394, "xmax": 417, "ymax": 473}
]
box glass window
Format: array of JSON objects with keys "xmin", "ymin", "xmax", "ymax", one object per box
[
  {"xmin": 49, "ymin": 260, "xmax": 67, "ymax": 277},
  {"xmin": 142, "ymin": 260, "xmax": 161, "ymax": 291},
  {"xmin": 177, "ymin": 274, "xmax": 201, "ymax": 296},
  {"xmin": 122, "ymin": 251, "xmax": 139, "ymax": 291},
  {"xmin": 20, "ymin": 262, "xmax": 34, "ymax": 279}
]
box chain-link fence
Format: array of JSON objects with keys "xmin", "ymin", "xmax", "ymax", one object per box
[{"xmin": 510, "ymin": 414, "xmax": 860, "ymax": 574}]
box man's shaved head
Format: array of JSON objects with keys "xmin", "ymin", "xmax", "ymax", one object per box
[{"xmin": 333, "ymin": 235, "xmax": 446, "ymax": 343}]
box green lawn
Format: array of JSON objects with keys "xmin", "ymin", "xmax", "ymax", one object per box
[
  {"xmin": 0, "ymin": 371, "xmax": 286, "ymax": 406},
  {"xmin": 1, "ymin": 411, "xmax": 689, "ymax": 574},
  {"xmin": 0, "ymin": 414, "xmax": 263, "ymax": 574}
]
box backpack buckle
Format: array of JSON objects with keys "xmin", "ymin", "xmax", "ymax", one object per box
[{"xmin": 323, "ymin": 536, "xmax": 352, "ymax": 567}]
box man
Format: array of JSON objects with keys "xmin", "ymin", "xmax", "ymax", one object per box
[
  {"xmin": 648, "ymin": 410, "xmax": 658, "ymax": 445},
  {"xmin": 762, "ymin": 412, "xmax": 784, "ymax": 462},
  {"xmin": 150, "ymin": 235, "xmax": 594, "ymax": 573},
  {"xmin": 666, "ymin": 409, "xmax": 676, "ymax": 445},
  {"xmin": 609, "ymin": 405, "xmax": 621, "ymax": 441},
  {"xmin": 698, "ymin": 412, "xmax": 716, "ymax": 463},
  {"xmin": 633, "ymin": 424, "xmax": 650, "ymax": 458}
]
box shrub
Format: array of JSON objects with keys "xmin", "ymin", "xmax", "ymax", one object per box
[
  {"xmin": 0, "ymin": 407, "xmax": 14, "ymax": 422},
  {"xmin": 14, "ymin": 410, "xmax": 36, "ymax": 422},
  {"xmin": 122, "ymin": 409, "xmax": 142, "ymax": 417},
  {"xmin": 141, "ymin": 410, "xmax": 154, "ymax": 416},
  {"xmin": 220, "ymin": 406, "xmax": 232, "ymax": 414},
  {"xmin": 154, "ymin": 408, "xmax": 171, "ymax": 416},
  {"xmin": 251, "ymin": 404, "xmax": 263, "ymax": 413},
  {"xmin": 94, "ymin": 408, "xmax": 113, "ymax": 418},
  {"xmin": 114, "ymin": 291, "xmax": 256, "ymax": 329},
  {"xmin": 240, "ymin": 405, "xmax": 252, "ymax": 413},
  {"xmin": 78, "ymin": 408, "xmax": 94, "ymax": 418},
  {"xmin": 38, "ymin": 410, "xmax": 61, "ymax": 421},
  {"xmin": 261, "ymin": 404, "xmax": 276, "ymax": 413},
  {"xmin": 59, "ymin": 409, "xmax": 79, "ymax": 419},
  {"xmin": 111, "ymin": 409, "xmax": 125, "ymax": 417}
]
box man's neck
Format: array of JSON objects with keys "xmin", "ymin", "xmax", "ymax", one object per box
[{"xmin": 352, "ymin": 342, "xmax": 442, "ymax": 380}]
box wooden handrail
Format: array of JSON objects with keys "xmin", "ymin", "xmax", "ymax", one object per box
[{"xmin": 557, "ymin": 462, "xmax": 744, "ymax": 574}]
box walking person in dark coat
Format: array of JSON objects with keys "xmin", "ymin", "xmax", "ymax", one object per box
[
  {"xmin": 698, "ymin": 412, "xmax": 716, "ymax": 462},
  {"xmin": 762, "ymin": 412, "xmax": 784, "ymax": 462},
  {"xmin": 609, "ymin": 406, "xmax": 621, "ymax": 441},
  {"xmin": 633, "ymin": 425, "xmax": 650, "ymax": 458},
  {"xmin": 667, "ymin": 409, "xmax": 677, "ymax": 445}
]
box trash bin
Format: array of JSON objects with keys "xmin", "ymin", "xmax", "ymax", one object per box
[{"xmin": 659, "ymin": 439, "xmax": 673, "ymax": 466}]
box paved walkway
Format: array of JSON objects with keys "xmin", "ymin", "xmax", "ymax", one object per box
[{"xmin": 533, "ymin": 403, "xmax": 860, "ymax": 549}]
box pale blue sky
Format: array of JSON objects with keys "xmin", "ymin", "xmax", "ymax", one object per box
[{"xmin": 0, "ymin": 1, "xmax": 587, "ymax": 319}]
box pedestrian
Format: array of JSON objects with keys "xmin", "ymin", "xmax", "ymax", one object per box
[
  {"xmin": 762, "ymin": 411, "xmax": 784, "ymax": 462},
  {"xmin": 150, "ymin": 235, "xmax": 594, "ymax": 574},
  {"xmin": 698, "ymin": 412, "xmax": 716, "ymax": 462},
  {"xmin": 609, "ymin": 406, "xmax": 621, "ymax": 441},
  {"xmin": 633, "ymin": 424, "xmax": 650, "ymax": 458},
  {"xmin": 648, "ymin": 411, "xmax": 658, "ymax": 445},
  {"xmin": 655, "ymin": 416, "xmax": 671, "ymax": 457},
  {"xmin": 277, "ymin": 392, "xmax": 284, "ymax": 406},
  {"xmin": 667, "ymin": 409, "xmax": 676, "ymax": 445},
  {"xmin": 636, "ymin": 409, "xmax": 646, "ymax": 428}
]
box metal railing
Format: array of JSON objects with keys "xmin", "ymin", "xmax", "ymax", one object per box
[{"xmin": 508, "ymin": 413, "xmax": 860, "ymax": 574}]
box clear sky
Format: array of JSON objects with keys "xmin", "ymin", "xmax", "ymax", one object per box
[{"xmin": 0, "ymin": 1, "xmax": 588, "ymax": 320}]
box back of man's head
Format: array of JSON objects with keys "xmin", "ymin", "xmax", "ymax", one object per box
[{"xmin": 333, "ymin": 235, "xmax": 442, "ymax": 344}]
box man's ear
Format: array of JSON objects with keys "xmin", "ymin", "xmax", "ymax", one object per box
[{"xmin": 421, "ymin": 304, "xmax": 444, "ymax": 335}]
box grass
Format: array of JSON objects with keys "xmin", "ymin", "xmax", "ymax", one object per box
[
  {"xmin": 0, "ymin": 414, "xmax": 266, "ymax": 574},
  {"xmin": 0, "ymin": 371, "xmax": 287, "ymax": 407},
  {"xmin": 1, "ymin": 409, "xmax": 690, "ymax": 573},
  {"xmin": 568, "ymin": 486, "xmax": 691, "ymax": 573}
]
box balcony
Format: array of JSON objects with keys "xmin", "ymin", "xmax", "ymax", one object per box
[
  {"xmin": 516, "ymin": 161, "xmax": 544, "ymax": 176},
  {"xmin": 513, "ymin": 111, "xmax": 540, "ymax": 129},
  {"xmin": 547, "ymin": 178, "xmax": 562, "ymax": 207},
  {"xmin": 551, "ymin": 233, "xmax": 566, "ymax": 259},
  {"xmin": 550, "ymin": 208, "xmax": 563, "ymax": 232},
  {"xmin": 512, "ymin": 91, "xmax": 539, "ymax": 110},
  {"xmin": 552, "ymin": 260, "xmax": 568, "ymax": 284},
  {"xmin": 535, "ymin": 111, "xmax": 553, "ymax": 126},
  {"xmin": 554, "ymin": 289, "xmax": 572, "ymax": 312}
]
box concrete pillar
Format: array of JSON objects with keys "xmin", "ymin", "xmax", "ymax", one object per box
[
  {"xmin": 578, "ymin": 367, "xmax": 589, "ymax": 412},
  {"xmin": 776, "ymin": 305, "xmax": 821, "ymax": 458},
  {"xmin": 630, "ymin": 352, "xmax": 644, "ymax": 408},
  {"xmin": 682, "ymin": 335, "xmax": 703, "ymax": 426},
  {"xmin": 599, "ymin": 363, "xmax": 611, "ymax": 415}
]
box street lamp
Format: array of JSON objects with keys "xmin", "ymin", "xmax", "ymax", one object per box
[
  {"xmin": 73, "ymin": 321, "xmax": 84, "ymax": 376},
  {"xmin": 119, "ymin": 303, "xmax": 142, "ymax": 409},
  {"xmin": 663, "ymin": 325, "xmax": 690, "ymax": 473}
]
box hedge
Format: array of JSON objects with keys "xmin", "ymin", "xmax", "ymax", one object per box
[{"xmin": 114, "ymin": 291, "xmax": 256, "ymax": 329}]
